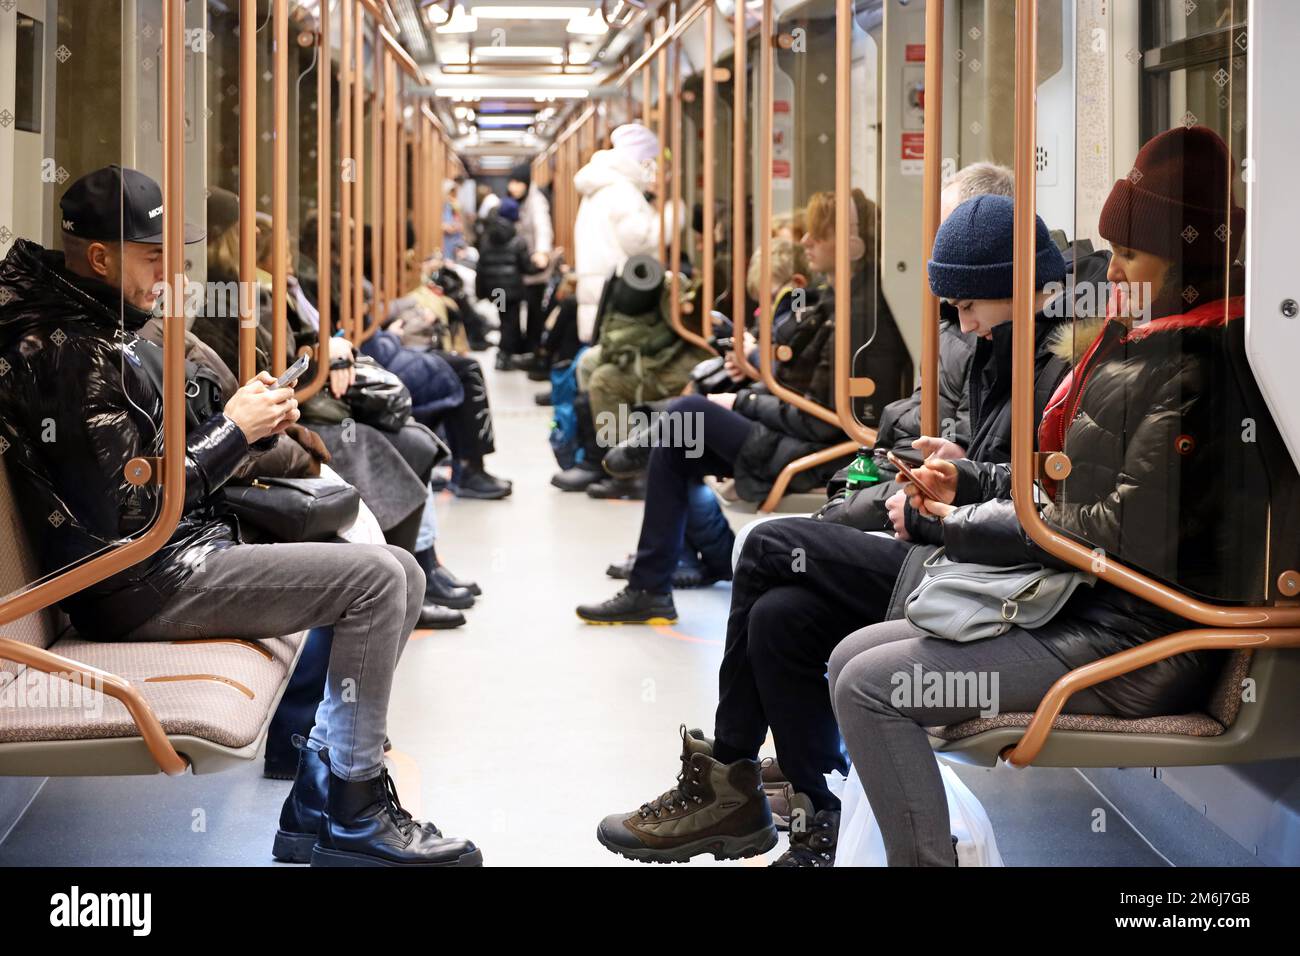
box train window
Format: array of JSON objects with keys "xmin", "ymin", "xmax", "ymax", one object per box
[{"xmin": 13, "ymin": 14, "xmax": 43, "ymax": 135}]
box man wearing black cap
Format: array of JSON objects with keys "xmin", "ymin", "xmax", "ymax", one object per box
[
  {"xmin": 507, "ymin": 162, "xmax": 555, "ymax": 369},
  {"xmin": 0, "ymin": 165, "xmax": 481, "ymax": 867}
]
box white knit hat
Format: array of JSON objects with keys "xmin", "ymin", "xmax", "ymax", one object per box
[{"xmin": 610, "ymin": 123, "xmax": 661, "ymax": 165}]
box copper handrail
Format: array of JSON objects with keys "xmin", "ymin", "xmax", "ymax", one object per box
[
  {"xmin": 614, "ymin": 0, "xmax": 711, "ymax": 88},
  {"xmin": 363, "ymin": 40, "xmax": 383, "ymax": 342},
  {"xmin": 338, "ymin": 0, "xmax": 354, "ymax": 353},
  {"xmin": 297, "ymin": 0, "xmax": 332, "ymax": 403},
  {"xmin": 1010, "ymin": 0, "xmax": 1300, "ymax": 628},
  {"xmin": 701, "ymin": 3, "xmax": 717, "ymax": 343},
  {"xmin": 757, "ymin": 0, "xmax": 839, "ymax": 430},
  {"xmin": 0, "ymin": 639, "xmax": 188, "ymax": 775},
  {"xmin": 270, "ymin": 0, "xmax": 289, "ymax": 377},
  {"xmin": 0, "ymin": 0, "xmax": 191, "ymax": 775},
  {"xmin": 831, "ymin": 0, "xmax": 879, "ymax": 447},
  {"xmin": 760, "ymin": 440, "xmax": 859, "ymax": 513},
  {"xmin": 656, "ymin": 39, "xmax": 668, "ymax": 264},
  {"xmin": 730, "ymin": 0, "xmax": 758, "ymax": 381},
  {"xmin": 670, "ymin": 14, "xmax": 712, "ymax": 356},
  {"xmin": 352, "ymin": 8, "xmax": 366, "ymax": 342},
  {"xmin": 1002, "ymin": 628, "xmax": 1300, "ymax": 767},
  {"xmin": 918, "ymin": 0, "xmax": 944, "ymax": 439},
  {"xmin": 238, "ymin": 0, "xmax": 258, "ymax": 382}
]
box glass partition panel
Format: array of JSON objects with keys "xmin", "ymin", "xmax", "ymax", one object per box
[
  {"xmin": 1032, "ymin": 0, "xmax": 1297, "ymax": 605},
  {"xmin": 0, "ymin": 0, "xmax": 193, "ymax": 597}
]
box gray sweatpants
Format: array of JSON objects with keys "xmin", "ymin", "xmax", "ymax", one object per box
[
  {"xmin": 827, "ymin": 619, "xmax": 1115, "ymax": 866},
  {"xmin": 121, "ymin": 542, "xmax": 424, "ymax": 781}
]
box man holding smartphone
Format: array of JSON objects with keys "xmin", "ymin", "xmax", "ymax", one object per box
[
  {"xmin": 0, "ymin": 166, "xmax": 480, "ymax": 867},
  {"xmin": 597, "ymin": 187, "xmax": 1085, "ymax": 867}
]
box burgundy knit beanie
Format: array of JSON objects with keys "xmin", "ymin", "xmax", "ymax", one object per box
[{"xmin": 1098, "ymin": 125, "xmax": 1245, "ymax": 269}]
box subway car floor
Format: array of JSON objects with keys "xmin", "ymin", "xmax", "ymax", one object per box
[{"xmin": 0, "ymin": 357, "xmax": 1261, "ymax": 867}]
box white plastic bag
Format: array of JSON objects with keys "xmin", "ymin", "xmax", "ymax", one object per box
[
  {"xmin": 830, "ymin": 759, "xmax": 1005, "ymax": 867},
  {"xmin": 323, "ymin": 464, "xmax": 386, "ymax": 545}
]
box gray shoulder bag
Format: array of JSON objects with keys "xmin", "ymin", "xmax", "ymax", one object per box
[{"xmin": 903, "ymin": 548, "xmax": 1095, "ymax": 642}]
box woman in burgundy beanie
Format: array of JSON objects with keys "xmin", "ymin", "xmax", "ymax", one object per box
[
  {"xmin": 828, "ymin": 124, "xmax": 1300, "ymax": 867},
  {"xmin": 1099, "ymin": 124, "xmax": 1245, "ymax": 318}
]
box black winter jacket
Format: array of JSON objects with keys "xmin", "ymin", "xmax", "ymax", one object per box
[
  {"xmin": 938, "ymin": 301, "xmax": 1300, "ymax": 716},
  {"xmin": 0, "ymin": 239, "xmax": 254, "ymax": 639},
  {"xmin": 474, "ymin": 215, "xmax": 538, "ymax": 304},
  {"xmin": 815, "ymin": 306, "xmax": 975, "ymax": 529},
  {"xmin": 815, "ymin": 249, "xmax": 1111, "ymax": 532},
  {"xmin": 731, "ymin": 267, "xmax": 912, "ymax": 501}
]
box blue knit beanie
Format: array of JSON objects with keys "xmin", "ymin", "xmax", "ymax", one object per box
[
  {"xmin": 498, "ymin": 197, "xmax": 521, "ymax": 223},
  {"xmin": 927, "ymin": 194, "xmax": 1066, "ymax": 300}
]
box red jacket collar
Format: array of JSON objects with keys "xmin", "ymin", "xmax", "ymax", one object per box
[{"xmin": 1123, "ymin": 295, "xmax": 1245, "ymax": 342}]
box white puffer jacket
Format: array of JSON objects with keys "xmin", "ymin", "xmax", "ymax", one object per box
[{"xmin": 572, "ymin": 147, "xmax": 676, "ymax": 341}]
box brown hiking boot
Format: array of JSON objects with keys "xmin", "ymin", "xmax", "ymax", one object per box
[{"xmin": 597, "ymin": 726, "xmax": 779, "ymax": 863}]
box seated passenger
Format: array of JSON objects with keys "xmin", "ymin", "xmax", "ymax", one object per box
[
  {"xmin": 0, "ymin": 166, "xmax": 480, "ymax": 867},
  {"xmin": 828, "ymin": 125, "xmax": 1291, "ymax": 865},
  {"xmin": 592, "ymin": 189, "xmax": 1073, "ymax": 865},
  {"xmin": 575, "ymin": 189, "xmax": 912, "ymax": 626}
]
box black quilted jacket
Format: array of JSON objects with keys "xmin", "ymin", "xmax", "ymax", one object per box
[
  {"xmin": 0, "ymin": 239, "xmax": 253, "ymax": 639},
  {"xmin": 938, "ymin": 300, "xmax": 1300, "ymax": 716}
]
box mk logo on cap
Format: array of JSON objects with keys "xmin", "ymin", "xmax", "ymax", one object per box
[
  {"xmin": 62, "ymin": 219, "xmax": 75, "ymax": 232},
  {"xmin": 148, "ymin": 205, "xmax": 163, "ymax": 219}
]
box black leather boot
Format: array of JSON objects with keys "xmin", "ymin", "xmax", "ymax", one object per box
[
  {"xmin": 415, "ymin": 548, "xmax": 475, "ymax": 609},
  {"xmin": 310, "ymin": 768, "xmax": 483, "ymax": 867},
  {"xmin": 272, "ymin": 738, "xmax": 330, "ymax": 864}
]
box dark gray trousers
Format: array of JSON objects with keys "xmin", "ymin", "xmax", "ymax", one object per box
[{"xmin": 122, "ymin": 542, "xmax": 424, "ymax": 781}]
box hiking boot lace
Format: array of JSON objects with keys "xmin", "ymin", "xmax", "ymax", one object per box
[{"xmin": 638, "ymin": 754, "xmax": 705, "ymax": 819}]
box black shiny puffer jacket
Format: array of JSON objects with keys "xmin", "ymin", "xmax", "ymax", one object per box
[
  {"xmin": 0, "ymin": 239, "xmax": 252, "ymax": 639},
  {"xmin": 731, "ymin": 266, "xmax": 913, "ymax": 501},
  {"xmin": 939, "ymin": 302, "xmax": 1300, "ymax": 716},
  {"xmin": 474, "ymin": 215, "xmax": 536, "ymax": 304}
]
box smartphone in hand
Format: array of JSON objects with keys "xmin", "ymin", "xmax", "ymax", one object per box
[
  {"xmin": 273, "ymin": 353, "xmax": 311, "ymax": 390},
  {"xmin": 886, "ymin": 450, "xmax": 944, "ymax": 502}
]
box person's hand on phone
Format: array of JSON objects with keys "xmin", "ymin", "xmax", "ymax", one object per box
[
  {"xmin": 531, "ymin": 251, "xmax": 550, "ymax": 270},
  {"xmin": 723, "ymin": 354, "xmax": 747, "ymax": 383},
  {"xmin": 912, "ymin": 435, "xmax": 966, "ymax": 461},
  {"xmin": 900, "ymin": 457, "xmax": 958, "ymax": 518},
  {"xmin": 328, "ymin": 336, "xmax": 356, "ymax": 399},
  {"xmin": 885, "ymin": 489, "xmax": 911, "ymax": 541},
  {"xmin": 224, "ymin": 371, "xmax": 300, "ymax": 444}
]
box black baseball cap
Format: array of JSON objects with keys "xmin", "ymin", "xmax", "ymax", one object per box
[{"xmin": 59, "ymin": 164, "xmax": 205, "ymax": 245}]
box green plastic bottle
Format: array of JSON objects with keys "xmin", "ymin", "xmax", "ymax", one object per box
[{"xmin": 844, "ymin": 446, "xmax": 881, "ymax": 489}]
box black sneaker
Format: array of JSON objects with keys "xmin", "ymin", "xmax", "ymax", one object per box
[
  {"xmin": 417, "ymin": 604, "xmax": 466, "ymax": 629},
  {"xmin": 605, "ymin": 555, "xmax": 723, "ymax": 589},
  {"xmin": 551, "ymin": 462, "xmax": 604, "ymax": 492},
  {"xmin": 454, "ymin": 467, "xmax": 512, "ymax": 500},
  {"xmin": 770, "ymin": 800, "xmax": 840, "ymax": 867},
  {"xmin": 534, "ymin": 390, "xmax": 554, "ymax": 406},
  {"xmin": 576, "ymin": 586, "xmax": 678, "ymax": 625},
  {"xmin": 602, "ymin": 438, "xmax": 655, "ymax": 479},
  {"xmin": 586, "ymin": 475, "xmax": 646, "ymax": 500}
]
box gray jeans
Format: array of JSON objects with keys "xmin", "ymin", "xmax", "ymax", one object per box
[
  {"xmin": 122, "ymin": 542, "xmax": 424, "ymax": 781},
  {"xmin": 827, "ymin": 619, "xmax": 1114, "ymax": 866}
]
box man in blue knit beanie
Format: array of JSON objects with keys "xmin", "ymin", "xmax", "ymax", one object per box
[{"xmin": 927, "ymin": 193, "xmax": 1066, "ymax": 339}]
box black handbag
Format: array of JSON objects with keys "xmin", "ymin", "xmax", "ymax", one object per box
[
  {"xmin": 222, "ymin": 474, "xmax": 361, "ymax": 543},
  {"xmin": 343, "ymin": 355, "xmax": 412, "ymax": 432}
]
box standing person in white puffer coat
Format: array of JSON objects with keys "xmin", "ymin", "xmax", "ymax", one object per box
[{"xmin": 572, "ymin": 123, "xmax": 678, "ymax": 343}]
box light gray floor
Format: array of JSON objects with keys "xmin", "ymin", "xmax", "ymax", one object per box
[{"xmin": 0, "ymin": 358, "xmax": 1247, "ymax": 867}]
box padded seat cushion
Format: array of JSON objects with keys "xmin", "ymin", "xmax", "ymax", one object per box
[
  {"xmin": 0, "ymin": 632, "xmax": 305, "ymax": 749},
  {"xmin": 929, "ymin": 709, "xmax": 1225, "ymax": 742}
]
